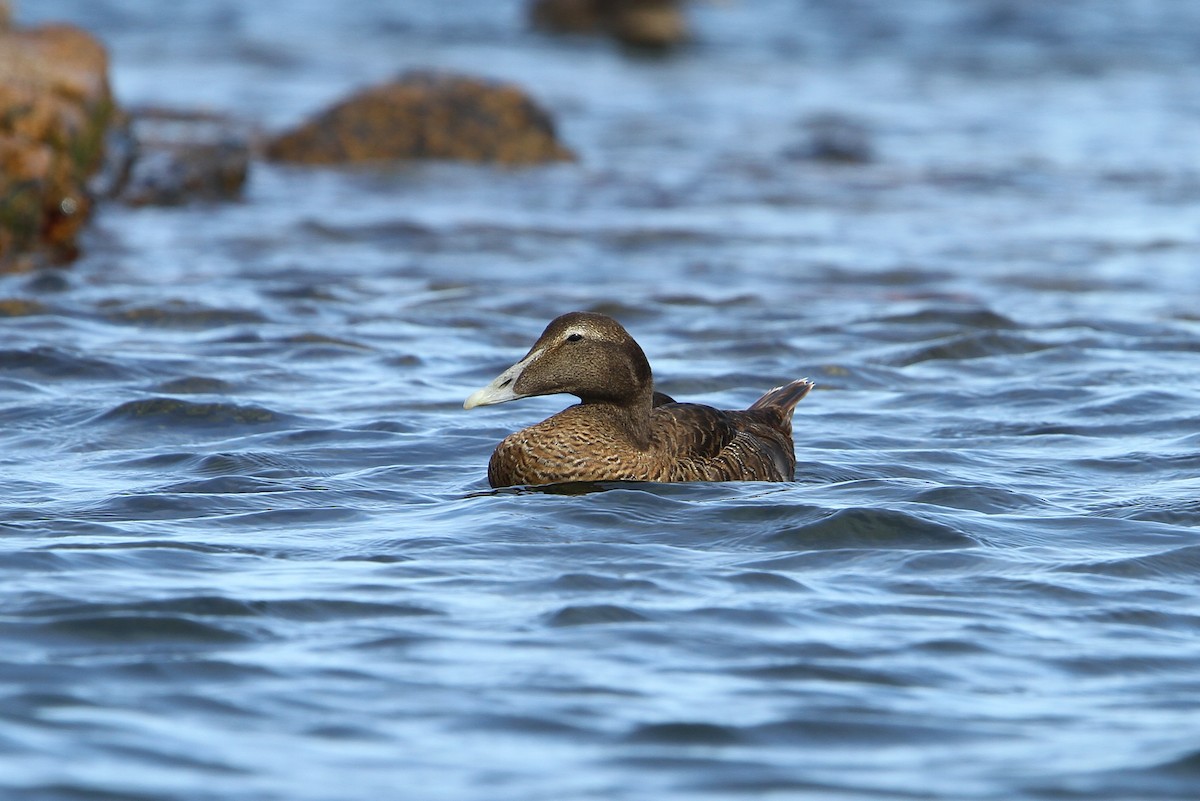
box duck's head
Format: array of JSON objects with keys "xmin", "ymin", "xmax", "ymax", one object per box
[{"xmin": 464, "ymin": 312, "xmax": 653, "ymax": 409}]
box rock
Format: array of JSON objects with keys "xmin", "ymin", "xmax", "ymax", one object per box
[
  {"xmin": 530, "ymin": 0, "xmax": 688, "ymax": 50},
  {"xmin": 266, "ymin": 71, "xmax": 574, "ymax": 166},
  {"xmin": 784, "ymin": 113, "xmax": 875, "ymax": 164},
  {"xmin": 530, "ymin": 0, "xmax": 602, "ymax": 33},
  {"xmin": 0, "ymin": 23, "xmax": 115, "ymax": 271},
  {"xmin": 117, "ymin": 108, "xmax": 251, "ymax": 206},
  {"xmin": 0, "ymin": 297, "xmax": 47, "ymax": 316},
  {"xmin": 607, "ymin": 0, "xmax": 688, "ymax": 49}
]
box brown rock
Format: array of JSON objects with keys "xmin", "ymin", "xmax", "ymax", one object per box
[
  {"xmin": 265, "ymin": 71, "xmax": 574, "ymax": 166},
  {"xmin": 530, "ymin": 0, "xmax": 688, "ymax": 49},
  {"xmin": 0, "ymin": 23, "xmax": 115, "ymax": 271},
  {"xmin": 608, "ymin": 0, "xmax": 688, "ymax": 48},
  {"xmin": 530, "ymin": 0, "xmax": 605, "ymax": 32}
]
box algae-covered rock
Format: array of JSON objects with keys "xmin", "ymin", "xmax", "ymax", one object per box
[
  {"xmin": 0, "ymin": 23, "xmax": 115, "ymax": 271},
  {"xmin": 266, "ymin": 71, "xmax": 574, "ymax": 166}
]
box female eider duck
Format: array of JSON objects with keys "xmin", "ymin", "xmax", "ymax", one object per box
[{"xmin": 464, "ymin": 311, "xmax": 813, "ymax": 488}]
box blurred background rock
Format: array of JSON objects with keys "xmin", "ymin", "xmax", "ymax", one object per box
[
  {"xmin": 0, "ymin": 18, "xmax": 113, "ymax": 270},
  {"xmin": 529, "ymin": 0, "xmax": 688, "ymax": 50},
  {"xmin": 265, "ymin": 71, "xmax": 574, "ymax": 166}
]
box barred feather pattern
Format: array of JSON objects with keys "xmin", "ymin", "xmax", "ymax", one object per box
[{"xmin": 487, "ymin": 379, "xmax": 813, "ymax": 487}]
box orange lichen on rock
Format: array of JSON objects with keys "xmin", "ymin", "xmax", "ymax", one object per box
[
  {"xmin": 0, "ymin": 23, "xmax": 115, "ymax": 270},
  {"xmin": 266, "ymin": 71, "xmax": 575, "ymax": 166}
]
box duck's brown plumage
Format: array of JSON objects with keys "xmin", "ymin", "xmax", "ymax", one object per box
[{"xmin": 463, "ymin": 312, "xmax": 813, "ymax": 488}]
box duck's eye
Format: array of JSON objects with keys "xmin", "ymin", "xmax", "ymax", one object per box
[{"xmin": 566, "ymin": 333, "xmax": 584, "ymax": 343}]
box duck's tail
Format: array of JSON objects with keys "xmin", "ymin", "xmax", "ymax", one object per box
[{"xmin": 749, "ymin": 379, "xmax": 814, "ymax": 429}]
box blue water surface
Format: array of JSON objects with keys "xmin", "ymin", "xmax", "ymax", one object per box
[{"xmin": 3, "ymin": 1, "xmax": 1200, "ymax": 799}]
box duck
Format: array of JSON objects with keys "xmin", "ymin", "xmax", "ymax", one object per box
[{"xmin": 464, "ymin": 311, "xmax": 813, "ymax": 488}]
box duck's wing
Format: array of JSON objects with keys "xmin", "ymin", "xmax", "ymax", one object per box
[
  {"xmin": 650, "ymin": 402, "xmax": 796, "ymax": 482},
  {"xmin": 650, "ymin": 402, "xmax": 738, "ymax": 461},
  {"xmin": 651, "ymin": 390, "xmax": 677, "ymax": 407}
]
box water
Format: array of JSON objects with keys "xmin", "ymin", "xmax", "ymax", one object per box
[{"xmin": 4, "ymin": 1, "xmax": 1200, "ymax": 799}]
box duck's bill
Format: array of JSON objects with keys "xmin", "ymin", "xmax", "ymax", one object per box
[
  {"xmin": 463, "ymin": 377, "xmax": 519, "ymax": 409},
  {"xmin": 463, "ymin": 349, "xmax": 541, "ymax": 409}
]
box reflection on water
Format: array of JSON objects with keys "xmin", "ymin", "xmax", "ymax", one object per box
[{"xmin": 4, "ymin": 1, "xmax": 1200, "ymax": 800}]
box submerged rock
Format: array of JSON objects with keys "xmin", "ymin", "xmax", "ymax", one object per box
[
  {"xmin": 784, "ymin": 113, "xmax": 875, "ymax": 164},
  {"xmin": 266, "ymin": 71, "xmax": 575, "ymax": 166},
  {"xmin": 117, "ymin": 108, "xmax": 251, "ymax": 207},
  {"xmin": 0, "ymin": 23, "xmax": 115, "ymax": 271},
  {"xmin": 530, "ymin": 0, "xmax": 688, "ymax": 50},
  {"xmin": 0, "ymin": 297, "xmax": 47, "ymax": 316}
]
